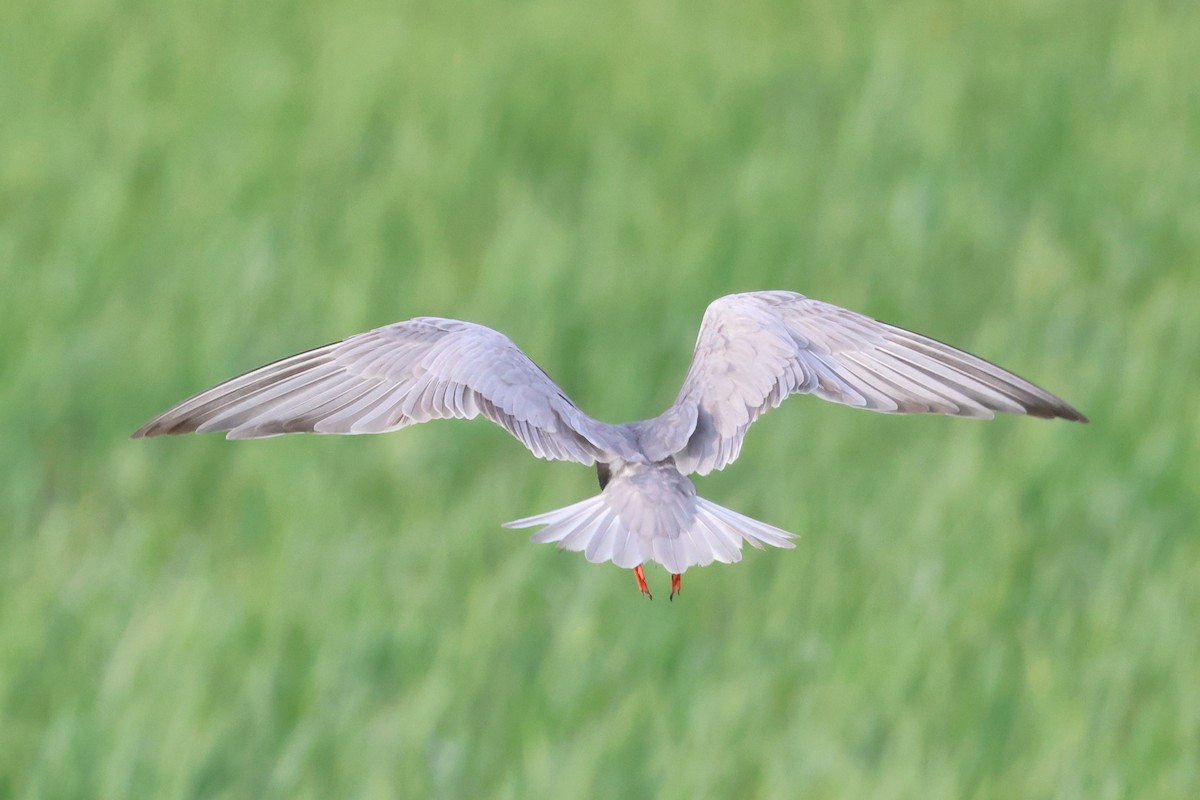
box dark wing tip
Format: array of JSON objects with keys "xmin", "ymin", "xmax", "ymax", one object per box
[
  {"xmin": 130, "ymin": 417, "xmax": 205, "ymax": 439},
  {"xmin": 1060, "ymin": 405, "xmax": 1089, "ymax": 424},
  {"xmin": 130, "ymin": 422, "xmax": 158, "ymax": 439},
  {"xmin": 1060, "ymin": 406, "xmax": 1089, "ymax": 424},
  {"xmin": 1024, "ymin": 398, "xmax": 1088, "ymax": 424}
]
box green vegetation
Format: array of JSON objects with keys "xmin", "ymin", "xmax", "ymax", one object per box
[{"xmin": 2, "ymin": 0, "xmax": 1197, "ymax": 796}]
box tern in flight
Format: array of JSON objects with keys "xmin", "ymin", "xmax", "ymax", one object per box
[{"xmin": 134, "ymin": 291, "xmax": 1086, "ymax": 599}]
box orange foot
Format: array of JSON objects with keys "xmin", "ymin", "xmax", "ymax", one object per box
[
  {"xmin": 670, "ymin": 573, "xmax": 682, "ymax": 601},
  {"xmin": 633, "ymin": 565, "xmax": 652, "ymax": 600}
]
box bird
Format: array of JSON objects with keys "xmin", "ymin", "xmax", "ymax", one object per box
[{"xmin": 133, "ymin": 290, "xmax": 1087, "ymax": 599}]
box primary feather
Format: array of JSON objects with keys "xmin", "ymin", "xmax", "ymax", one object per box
[
  {"xmin": 645, "ymin": 292, "xmax": 1086, "ymax": 475},
  {"xmin": 132, "ymin": 317, "xmax": 640, "ymax": 465}
]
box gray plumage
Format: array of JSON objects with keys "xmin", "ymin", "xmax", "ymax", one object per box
[{"xmin": 134, "ymin": 291, "xmax": 1086, "ymax": 577}]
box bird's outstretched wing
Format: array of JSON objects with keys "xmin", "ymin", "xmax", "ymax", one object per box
[
  {"xmin": 647, "ymin": 291, "xmax": 1087, "ymax": 475},
  {"xmin": 132, "ymin": 317, "xmax": 637, "ymax": 465}
]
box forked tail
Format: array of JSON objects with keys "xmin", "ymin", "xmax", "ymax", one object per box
[{"xmin": 503, "ymin": 461, "xmax": 795, "ymax": 574}]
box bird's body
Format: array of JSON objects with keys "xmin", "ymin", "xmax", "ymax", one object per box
[{"xmin": 134, "ymin": 291, "xmax": 1086, "ymax": 597}]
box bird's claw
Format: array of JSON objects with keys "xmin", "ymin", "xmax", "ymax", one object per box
[{"xmin": 634, "ymin": 565, "xmax": 653, "ymax": 600}]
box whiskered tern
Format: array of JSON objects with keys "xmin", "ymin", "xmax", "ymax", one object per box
[{"xmin": 134, "ymin": 291, "xmax": 1086, "ymax": 599}]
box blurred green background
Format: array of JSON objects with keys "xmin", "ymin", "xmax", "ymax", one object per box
[{"xmin": 2, "ymin": 0, "xmax": 1197, "ymax": 797}]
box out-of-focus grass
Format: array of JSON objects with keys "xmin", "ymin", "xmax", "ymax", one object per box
[{"xmin": 2, "ymin": 0, "xmax": 1197, "ymax": 797}]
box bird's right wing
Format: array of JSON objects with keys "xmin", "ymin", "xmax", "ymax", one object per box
[
  {"xmin": 647, "ymin": 291, "xmax": 1086, "ymax": 475},
  {"xmin": 132, "ymin": 317, "xmax": 638, "ymax": 465}
]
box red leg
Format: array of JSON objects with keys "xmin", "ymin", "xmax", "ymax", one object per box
[
  {"xmin": 670, "ymin": 573, "xmax": 682, "ymax": 600},
  {"xmin": 633, "ymin": 565, "xmax": 652, "ymax": 599}
]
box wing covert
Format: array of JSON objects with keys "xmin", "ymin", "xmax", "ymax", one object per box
[
  {"xmin": 651, "ymin": 291, "xmax": 1086, "ymax": 475},
  {"xmin": 132, "ymin": 317, "xmax": 636, "ymax": 465}
]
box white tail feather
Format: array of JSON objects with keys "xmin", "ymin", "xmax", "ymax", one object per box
[{"xmin": 503, "ymin": 462, "xmax": 795, "ymax": 574}]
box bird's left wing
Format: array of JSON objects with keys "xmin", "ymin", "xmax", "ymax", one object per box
[
  {"xmin": 132, "ymin": 317, "xmax": 636, "ymax": 465},
  {"xmin": 646, "ymin": 291, "xmax": 1086, "ymax": 475}
]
